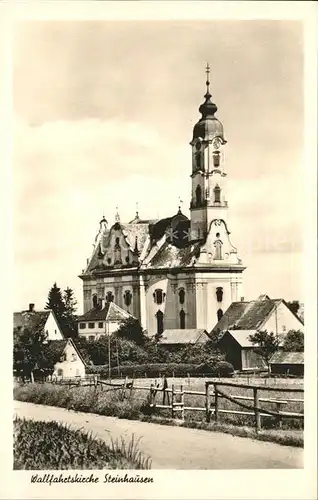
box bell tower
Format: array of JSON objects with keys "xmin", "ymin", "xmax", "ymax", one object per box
[{"xmin": 190, "ymin": 64, "xmax": 228, "ymax": 241}]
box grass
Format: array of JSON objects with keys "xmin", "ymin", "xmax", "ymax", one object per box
[
  {"xmin": 14, "ymin": 417, "xmax": 151, "ymax": 470},
  {"xmin": 14, "ymin": 377, "xmax": 304, "ymax": 448}
]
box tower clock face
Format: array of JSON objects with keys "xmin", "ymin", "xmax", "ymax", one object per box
[{"xmin": 195, "ymin": 141, "xmax": 201, "ymax": 151}]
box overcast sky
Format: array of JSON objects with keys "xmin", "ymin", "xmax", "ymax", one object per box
[{"xmin": 13, "ymin": 20, "xmax": 304, "ymax": 312}]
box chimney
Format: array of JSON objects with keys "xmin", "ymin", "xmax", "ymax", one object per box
[
  {"xmin": 240, "ymin": 297, "xmax": 244, "ymax": 302},
  {"xmin": 29, "ymin": 303, "xmax": 35, "ymax": 312}
]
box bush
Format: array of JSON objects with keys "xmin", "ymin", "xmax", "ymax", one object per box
[
  {"xmin": 213, "ymin": 361, "xmax": 234, "ymax": 377},
  {"xmin": 86, "ymin": 363, "xmax": 201, "ymax": 378},
  {"xmin": 14, "ymin": 417, "xmax": 151, "ymax": 469}
]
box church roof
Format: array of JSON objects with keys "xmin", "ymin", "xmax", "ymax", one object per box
[
  {"xmin": 160, "ymin": 329, "xmax": 209, "ymax": 345},
  {"xmin": 211, "ymin": 296, "xmax": 282, "ymax": 334}
]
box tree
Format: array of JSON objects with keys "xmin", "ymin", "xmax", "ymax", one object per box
[
  {"xmin": 283, "ymin": 330, "xmax": 304, "ymax": 352},
  {"xmin": 249, "ymin": 330, "xmax": 281, "ymax": 366},
  {"xmin": 286, "ymin": 300, "xmax": 300, "ymax": 316},
  {"xmin": 115, "ymin": 317, "xmax": 147, "ymax": 346},
  {"xmin": 13, "ymin": 326, "xmax": 53, "ymax": 382},
  {"xmin": 45, "ymin": 283, "xmax": 66, "ymax": 320},
  {"xmin": 62, "ymin": 287, "xmax": 78, "ymax": 338}
]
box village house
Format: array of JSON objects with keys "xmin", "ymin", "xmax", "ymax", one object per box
[
  {"xmin": 44, "ymin": 338, "xmax": 87, "ymax": 379},
  {"xmin": 269, "ymin": 351, "xmax": 304, "ymax": 377},
  {"xmin": 13, "ymin": 303, "xmax": 64, "ymax": 341},
  {"xmin": 159, "ymin": 328, "xmax": 210, "ymax": 350},
  {"xmin": 211, "ymin": 295, "xmax": 304, "ymax": 371},
  {"xmin": 77, "ymin": 301, "xmax": 133, "ymax": 341}
]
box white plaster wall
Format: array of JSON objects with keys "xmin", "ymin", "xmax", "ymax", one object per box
[
  {"xmin": 44, "ymin": 313, "xmax": 64, "ymax": 340},
  {"xmin": 262, "ymin": 301, "xmax": 304, "ymax": 336},
  {"xmin": 53, "ymin": 343, "xmax": 85, "ymax": 378}
]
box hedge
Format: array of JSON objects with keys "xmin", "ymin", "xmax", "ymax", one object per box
[{"xmin": 86, "ymin": 362, "xmax": 234, "ymax": 378}]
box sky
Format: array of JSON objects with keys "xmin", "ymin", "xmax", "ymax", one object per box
[{"xmin": 13, "ymin": 20, "xmax": 304, "ymax": 312}]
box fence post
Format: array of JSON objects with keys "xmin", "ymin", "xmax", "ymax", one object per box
[
  {"xmin": 214, "ymin": 383, "xmax": 219, "ymax": 423},
  {"xmin": 205, "ymin": 382, "xmax": 210, "ymax": 423},
  {"xmin": 149, "ymin": 383, "xmax": 154, "ymax": 405},
  {"xmin": 180, "ymin": 384, "xmax": 184, "ymax": 420},
  {"xmin": 171, "ymin": 384, "xmax": 175, "ymax": 419},
  {"xmin": 253, "ymin": 387, "xmax": 261, "ymax": 432},
  {"xmin": 129, "ymin": 379, "xmax": 134, "ymax": 398},
  {"xmin": 275, "ymin": 402, "xmax": 283, "ymax": 428}
]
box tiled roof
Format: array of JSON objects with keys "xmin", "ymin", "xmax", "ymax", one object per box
[
  {"xmin": 269, "ymin": 351, "xmax": 304, "ymax": 365},
  {"xmin": 160, "ymin": 329, "xmax": 209, "ymax": 344},
  {"xmin": 148, "ymin": 240, "xmax": 199, "ymax": 269},
  {"xmin": 227, "ymin": 329, "xmax": 258, "ymax": 347},
  {"xmin": 211, "ymin": 297, "xmax": 282, "ymax": 334},
  {"xmin": 77, "ymin": 302, "xmax": 131, "ymax": 322},
  {"xmin": 14, "ymin": 310, "xmax": 50, "ymax": 332},
  {"xmin": 122, "ymin": 223, "xmax": 150, "ymax": 252}
]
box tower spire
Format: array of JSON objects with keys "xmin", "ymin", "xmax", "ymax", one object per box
[
  {"xmin": 115, "ymin": 205, "xmax": 120, "ymax": 223},
  {"xmin": 205, "ymin": 62, "xmax": 211, "ymax": 96}
]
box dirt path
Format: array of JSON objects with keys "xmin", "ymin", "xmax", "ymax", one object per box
[{"xmin": 14, "ymin": 401, "xmax": 303, "ymax": 470}]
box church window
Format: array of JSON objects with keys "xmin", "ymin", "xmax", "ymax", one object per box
[
  {"xmin": 106, "ymin": 291, "xmax": 114, "ymax": 303},
  {"xmin": 79, "ymin": 323, "xmax": 86, "ymax": 329},
  {"xmin": 213, "ymin": 152, "xmax": 220, "ymax": 168},
  {"xmin": 217, "ymin": 309, "xmax": 223, "ymax": 322},
  {"xmin": 216, "ymin": 232, "xmax": 220, "ymax": 238},
  {"xmin": 195, "ymin": 185, "xmax": 202, "ymax": 205},
  {"xmin": 216, "ymin": 287, "xmax": 223, "ymax": 302},
  {"xmin": 88, "ymin": 322, "xmax": 95, "ymax": 329},
  {"xmin": 125, "ymin": 256, "xmax": 129, "ymax": 263},
  {"xmin": 92, "ymin": 294, "xmax": 98, "ymax": 308},
  {"xmin": 124, "ymin": 290, "xmax": 132, "ymax": 307},
  {"xmin": 153, "ymin": 289, "xmax": 164, "ymax": 305},
  {"xmin": 107, "ymin": 258, "xmax": 111, "ymax": 264},
  {"xmin": 214, "ymin": 240, "xmax": 223, "ymax": 260},
  {"xmin": 179, "ymin": 309, "xmax": 186, "ymax": 329},
  {"xmin": 214, "ymin": 185, "xmax": 221, "ymax": 203},
  {"xmin": 195, "ymin": 152, "xmax": 201, "ymax": 169},
  {"xmin": 115, "ymin": 237, "xmax": 120, "ymax": 245},
  {"xmin": 156, "ymin": 310, "xmax": 164, "ymax": 335},
  {"xmin": 179, "ymin": 288, "xmax": 185, "ymax": 305}
]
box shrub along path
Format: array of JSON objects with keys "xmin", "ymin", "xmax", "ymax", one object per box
[{"xmin": 14, "ymin": 401, "xmax": 303, "ymax": 470}]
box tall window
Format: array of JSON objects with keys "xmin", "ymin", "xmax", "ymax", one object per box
[
  {"xmin": 106, "ymin": 291, "xmax": 114, "ymax": 303},
  {"xmin": 214, "ymin": 240, "xmax": 223, "ymax": 260},
  {"xmin": 216, "ymin": 287, "xmax": 223, "ymax": 302},
  {"xmin": 217, "ymin": 309, "xmax": 223, "ymax": 322},
  {"xmin": 92, "ymin": 294, "xmax": 98, "ymax": 308},
  {"xmin": 178, "ymin": 288, "xmax": 185, "ymax": 305},
  {"xmin": 124, "ymin": 290, "xmax": 132, "ymax": 306},
  {"xmin": 156, "ymin": 310, "xmax": 164, "ymax": 335},
  {"xmin": 214, "ymin": 185, "xmax": 221, "ymax": 203},
  {"xmin": 195, "ymin": 185, "xmax": 202, "ymax": 205},
  {"xmin": 179, "ymin": 309, "xmax": 186, "ymax": 329},
  {"xmin": 153, "ymin": 289, "xmax": 164, "ymax": 305},
  {"xmin": 195, "ymin": 152, "xmax": 201, "ymax": 169},
  {"xmin": 213, "ymin": 152, "xmax": 220, "ymax": 168}
]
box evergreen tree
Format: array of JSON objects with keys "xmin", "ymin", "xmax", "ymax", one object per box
[
  {"xmin": 63, "ymin": 287, "xmax": 78, "ymax": 338},
  {"xmin": 45, "ymin": 283, "xmax": 66, "ymax": 321},
  {"xmin": 115, "ymin": 317, "xmax": 146, "ymax": 346}
]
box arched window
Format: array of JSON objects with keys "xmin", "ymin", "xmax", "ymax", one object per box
[
  {"xmin": 195, "ymin": 185, "xmax": 202, "ymax": 205},
  {"xmin": 123, "ymin": 290, "xmax": 132, "ymax": 307},
  {"xmin": 106, "ymin": 291, "xmax": 114, "ymax": 303},
  {"xmin": 156, "ymin": 310, "xmax": 164, "ymax": 335},
  {"xmin": 214, "ymin": 240, "xmax": 223, "ymax": 260},
  {"xmin": 178, "ymin": 288, "xmax": 185, "ymax": 305},
  {"xmin": 153, "ymin": 289, "xmax": 164, "ymax": 305},
  {"xmin": 179, "ymin": 309, "xmax": 186, "ymax": 329},
  {"xmin": 214, "ymin": 185, "xmax": 221, "ymax": 203},
  {"xmin": 195, "ymin": 152, "xmax": 201, "ymax": 169},
  {"xmin": 216, "ymin": 287, "xmax": 223, "ymax": 303},
  {"xmin": 92, "ymin": 294, "xmax": 98, "ymax": 308},
  {"xmin": 217, "ymin": 309, "xmax": 223, "ymax": 322}
]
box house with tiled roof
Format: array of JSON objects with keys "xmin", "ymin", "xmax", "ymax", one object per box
[
  {"xmin": 211, "ymin": 295, "xmax": 304, "ymax": 370},
  {"xmin": 44, "ymin": 338, "xmax": 86, "ymax": 379},
  {"xmin": 13, "ymin": 303, "xmax": 64, "ymax": 342},
  {"xmin": 159, "ymin": 328, "xmax": 209, "ymax": 348},
  {"xmin": 269, "ymin": 351, "xmax": 304, "ymax": 377},
  {"xmin": 79, "ymin": 68, "xmax": 246, "ymax": 337},
  {"xmin": 77, "ymin": 301, "xmax": 133, "ymax": 341}
]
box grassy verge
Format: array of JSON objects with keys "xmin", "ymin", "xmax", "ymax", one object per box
[
  {"xmin": 14, "ymin": 383, "xmax": 303, "ymax": 448},
  {"xmin": 14, "ymin": 417, "xmax": 151, "ymax": 470}
]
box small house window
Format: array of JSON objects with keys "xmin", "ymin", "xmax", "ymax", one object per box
[
  {"xmin": 88, "ymin": 322, "xmax": 95, "ymax": 329},
  {"xmin": 71, "ymin": 353, "xmax": 77, "ymax": 362},
  {"xmin": 153, "ymin": 289, "xmax": 164, "ymax": 305},
  {"xmin": 217, "ymin": 309, "xmax": 223, "ymax": 322},
  {"xmin": 98, "ymin": 322, "xmax": 104, "ymax": 328},
  {"xmin": 180, "ymin": 309, "xmax": 186, "ymax": 329},
  {"xmin": 214, "ymin": 185, "xmax": 221, "ymax": 203},
  {"xmin": 79, "ymin": 323, "xmax": 86, "ymax": 329},
  {"xmin": 216, "ymin": 287, "xmax": 223, "ymax": 302},
  {"xmin": 124, "ymin": 290, "xmax": 132, "ymax": 306},
  {"xmin": 57, "ymin": 369, "xmax": 63, "ymax": 377},
  {"xmin": 106, "ymin": 291, "xmax": 114, "ymax": 302},
  {"xmin": 179, "ymin": 288, "xmax": 185, "ymax": 305}
]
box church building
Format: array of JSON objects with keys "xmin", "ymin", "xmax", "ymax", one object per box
[{"xmin": 79, "ymin": 65, "xmax": 246, "ymax": 336}]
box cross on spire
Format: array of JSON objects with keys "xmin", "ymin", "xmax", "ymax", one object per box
[
  {"xmin": 205, "ymin": 62, "xmax": 210, "ymax": 94},
  {"xmin": 115, "ymin": 205, "xmax": 120, "ymax": 223}
]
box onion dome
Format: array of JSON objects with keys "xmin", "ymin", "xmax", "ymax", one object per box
[{"xmin": 192, "ymin": 63, "xmax": 225, "ymax": 142}]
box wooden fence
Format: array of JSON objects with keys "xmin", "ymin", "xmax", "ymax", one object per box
[{"xmin": 45, "ymin": 376, "xmax": 304, "ymax": 433}]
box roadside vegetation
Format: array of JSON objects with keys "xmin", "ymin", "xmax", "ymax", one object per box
[{"xmin": 14, "ymin": 416, "xmax": 151, "ymax": 470}]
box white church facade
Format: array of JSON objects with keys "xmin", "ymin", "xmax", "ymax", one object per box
[{"xmin": 79, "ymin": 66, "xmax": 246, "ymax": 336}]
